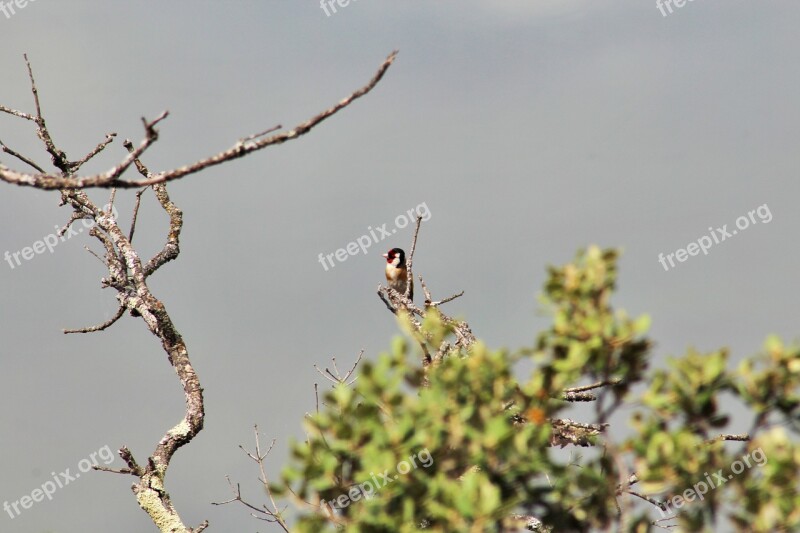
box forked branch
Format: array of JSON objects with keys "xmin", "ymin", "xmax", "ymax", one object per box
[
  {"xmin": 1, "ymin": 52, "xmax": 398, "ymax": 533},
  {"xmin": 0, "ymin": 51, "xmax": 398, "ymax": 190}
]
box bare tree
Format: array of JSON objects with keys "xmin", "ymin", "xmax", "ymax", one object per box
[{"xmin": 0, "ymin": 51, "xmax": 397, "ymax": 532}]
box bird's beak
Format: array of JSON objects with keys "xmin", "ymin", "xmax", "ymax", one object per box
[{"xmin": 382, "ymin": 253, "xmax": 388, "ymax": 258}]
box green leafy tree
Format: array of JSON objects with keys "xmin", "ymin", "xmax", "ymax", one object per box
[{"xmin": 270, "ymin": 245, "xmax": 799, "ymax": 532}]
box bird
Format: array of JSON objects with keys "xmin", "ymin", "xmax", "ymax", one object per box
[{"xmin": 382, "ymin": 248, "xmax": 413, "ymax": 301}]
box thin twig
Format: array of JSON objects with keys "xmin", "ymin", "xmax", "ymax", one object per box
[
  {"xmin": 24, "ymin": 54, "xmax": 69, "ymax": 173},
  {"xmin": 0, "ymin": 104, "xmax": 36, "ymax": 121},
  {"xmin": 84, "ymin": 245, "xmax": 107, "ymax": 266},
  {"xmin": 626, "ymin": 489, "xmax": 667, "ymax": 511},
  {"xmin": 404, "ymin": 215, "xmax": 422, "ymax": 300},
  {"xmin": 212, "ymin": 426, "xmax": 290, "ymax": 532},
  {"xmin": 63, "ymin": 305, "xmax": 126, "ymax": 334},
  {"xmin": 564, "ymin": 379, "xmax": 622, "ymax": 393},
  {"xmin": 73, "ymin": 133, "xmax": 117, "ymax": 170},
  {"xmin": 57, "ymin": 211, "xmax": 86, "ymax": 237},
  {"xmin": 431, "ymin": 290, "xmax": 464, "ymax": 307},
  {"xmin": 128, "ymin": 187, "xmax": 147, "ymax": 242},
  {"xmin": 313, "ymin": 351, "xmax": 364, "ymax": 386},
  {"xmin": 239, "ymin": 124, "xmax": 282, "ymax": 144},
  {"xmin": 92, "ymin": 465, "xmax": 137, "ymax": 476},
  {"xmin": 342, "ymin": 350, "xmax": 364, "ymax": 382},
  {"xmin": 378, "ymin": 286, "xmax": 397, "ymax": 314},
  {"xmin": 0, "ymin": 139, "xmax": 45, "ymax": 172},
  {"xmin": 118, "ymin": 446, "xmax": 142, "ymax": 476},
  {"xmin": 107, "ymin": 188, "xmax": 117, "ymax": 216},
  {"xmin": 419, "ymin": 276, "xmax": 433, "ymax": 305}
]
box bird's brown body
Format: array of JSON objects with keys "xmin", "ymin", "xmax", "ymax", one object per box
[{"xmin": 383, "ymin": 248, "xmax": 413, "ymax": 301}]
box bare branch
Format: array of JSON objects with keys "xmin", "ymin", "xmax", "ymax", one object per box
[
  {"xmin": 706, "ymin": 433, "xmax": 749, "ymax": 443},
  {"xmin": 431, "ymin": 290, "xmax": 464, "ymax": 307},
  {"xmin": 1, "ymin": 50, "xmax": 399, "ymax": 533},
  {"xmin": 341, "ymin": 350, "xmax": 364, "ymax": 383},
  {"xmin": 378, "ymin": 285, "xmax": 397, "ymax": 314},
  {"xmin": 561, "ymin": 391, "xmax": 597, "ymax": 402},
  {"xmin": 57, "ymin": 211, "xmax": 86, "ymax": 237},
  {"xmin": 549, "ymin": 418, "xmax": 607, "ymax": 447},
  {"xmin": 0, "ymin": 51, "xmax": 399, "ymax": 190},
  {"xmin": 143, "ymin": 183, "xmax": 182, "ymax": 276},
  {"xmin": 405, "ymin": 215, "xmax": 422, "ymax": 300},
  {"xmin": 122, "ymin": 138, "xmax": 154, "ymax": 179},
  {"xmin": 508, "ymin": 514, "xmax": 551, "ymax": 532},
  {"xmin": 63, "ymin": 305, "xmax": 126, "ymax": 334},
  {"xmin": 0, "ymin": 139, "xmax": 45, "ymax": 172},
  {"xmin": 564, "ymin": 379, "xmax": 622, "ymax": 393},
  {"xmin": 128, "ymin": 187, "xmax": 147, "ymax": 242},
  {"xmin": 92, "ymin": 465, "xmax": 138, "ymax": 476},
  {"xmin": 0, "ymin": 104, "xmax": 36, "ymax": 121},
  {"xmin": 419, "ymin": 275, "xmax": 433, "ymax": 305},
  {"xmin": 25, "ymin": 54, "xmax": 43, "ymax": 119},
  {"xmin": 239, "ymin": 124, "xmax": 282, "ymax": 143},
  {"xmin": 119, "ymin": 446, "xmax": 143, "ymax": 476},
  {"xmin": 73, "ymin": 132, "xmax": 117, "ymax": 170},
  {"xmin": 213, "ymin": 426, "xmax": 290, "ymax": 532},
  {"xmin": 314, "ymin": 350, "xmax": 364, "ymax": 386},
  {"xmin": 24, "ymin": 53, "xmax": 69, "ymax": 173},
  {"xmin": 626, "ymin": 489, "xmax": 668, "ymax": 512},
  {"xmin": 87, "ymin": 225, "xmax": 125, "ymax": 285},
  {"xmin": 83, "ymin": 245, "xmax": 107, "ymax": 266},
  {"xmin": 107, "ymin": 188, "xmax": 117, "ymax": 215}
]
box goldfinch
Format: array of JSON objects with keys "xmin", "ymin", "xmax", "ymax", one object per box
[{"xmin": 382, "ymin": 248, "xmax": 413, "ymax": 301}]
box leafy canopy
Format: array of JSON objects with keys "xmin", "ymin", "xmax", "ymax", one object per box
[{"xmin": 278, "ymin": 247, "xmax": 800, "ymax": 532}]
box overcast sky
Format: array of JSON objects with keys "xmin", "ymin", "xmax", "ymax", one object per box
[{"xmin": 1, "ymin": 1, "xmax": 798, "ymax": 531}]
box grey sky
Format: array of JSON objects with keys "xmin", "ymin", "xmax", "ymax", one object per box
[{"xmin": 1, "ymin": 1, "xmax": 798, "ymax": 531}]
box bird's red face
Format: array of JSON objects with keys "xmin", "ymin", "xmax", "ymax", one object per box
[{"xmin": 382, "ymin": 248, "xmax": 405, "ymax": 267}]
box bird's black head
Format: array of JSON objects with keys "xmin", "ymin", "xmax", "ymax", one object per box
[{"xmin": 382, "ymin": 248, "xmax": 406, "ymax": 266}]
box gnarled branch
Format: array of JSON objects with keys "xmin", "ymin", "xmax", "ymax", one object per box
[{"xmin": 2, "ymin": 51, "xmax": 398, "ymax": 533}]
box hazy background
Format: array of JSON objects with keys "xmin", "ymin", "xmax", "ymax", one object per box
[{"xmin": 0, "ymin": 1, "xmax": 797, "ymax": 531}]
